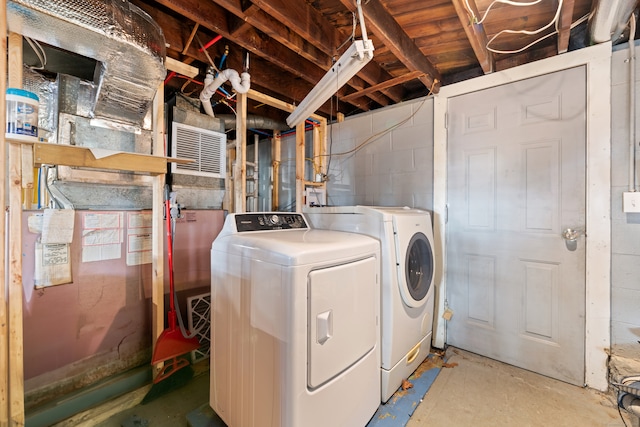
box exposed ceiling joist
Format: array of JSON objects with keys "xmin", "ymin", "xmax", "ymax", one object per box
[
  {"xmin": 341, "ymin": 70, "xmax": 425, "ymax": 102},
  {"xmin": 243, "ymin": 0, "xmax": 403, "ymax": 104},
  {"xmin": 557, "ymin": 0, "xmax": 577, "ymax": 53},
  {"xmin": 451, "ymin": 0, "xmax": 495, "ymax": 73},
  {"xmin": 340, "ymin": 0, "xmax": 443, "ymax": 93}
]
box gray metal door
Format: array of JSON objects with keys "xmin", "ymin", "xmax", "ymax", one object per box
[{"xmin": 446, "ymin": 66, "xmax": 586, "ymax": 385}]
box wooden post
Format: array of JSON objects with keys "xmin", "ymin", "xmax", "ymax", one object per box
[
  {"xmin": 295, "ymin": 122, "xmax": 305, "ymax": 212},
  {"xmin": 7, "ymin": 31, "xmax": 25, "ymax": 427},
  {"xmin": 0, "ymin": 0, "xmax": 9, "ymax": 424},
  {"xmin": 151, "ymin": 83, "xmax": 165, "ymax": 379},
  {"xmin": 233, "ymin": 93, "xmax": 247, "ymax": 213},
  {"xmin": 272, "ymin": 131, "xmax": 281, "ymax": 211}
]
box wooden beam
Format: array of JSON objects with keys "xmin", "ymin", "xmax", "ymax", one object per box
[
  {"xmin": 8, "ymin": 31, "xmax": 25, "ymax": 427},
  {"xmin": 0, "ymin": 0, "xmax": 8, "ymax": 423},
  {"xmin": 557, "ymin": 0, "xmax": 576, "ymax": 54},
  {"xmin": 151, "ymin": 83, "xmax": 165, "ymax": 380},
  {"xmin": 31, "ymin": 143, "xmax": 189, "ymax": 175},
  {"xmin": 244, "ymin": 0, "xmax": 401, "ymax": 104},
  {"xmin": 339, "ymin": 0, "xmax": 442, "ymax": 93},
  {"xmin": 165, "ymin": 57, "xmax": 198, "ymax": 78},
  {"xmin": 451, "ymin": 0, "xmax": 495, "ymax": 73},
  {"xmin": 134, "ymin": 0, "xmax": 373, "ymax": 114},
  {"xmin": 181, "ymin": 23, "xmax": 199, "ymax": 55},
  {"xmin": 295, "ymin": 122, "xmax": 305, "ymax": 212},
  {"xmin": 341, "ymin": 71, "xmax": 425, "ymax": 102}
]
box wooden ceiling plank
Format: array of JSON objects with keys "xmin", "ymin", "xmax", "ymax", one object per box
[
  {"xmin": 451, "ymin": 0, "xmax": 495, "ymax": 73},
  {"xmin": 250, "ymin": 0, "xmax": 339, "ymax": 57},
  {"xmin": 341, "ymin": 70, "xmax": 425, "ymax": 102},
  {"xmin": 211, "ymin": 0, "xmax": 331, "ymax": 68},
  {"xmin": 557, "ymin": 0, "xmax": 576, "ymax": 54},
  {"xmin": 245, "ymin": 0, "xmax": 404, "ymax": 103},
  {"xmin": 340, "ymin": 0, "xmax": 442, "ymax": 93},
  {"xmin": 208, "ymin": 0, "xmax": 391, "ymax": 108}
]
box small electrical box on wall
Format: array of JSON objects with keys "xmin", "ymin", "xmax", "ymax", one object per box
[{"xmin": 623, "ymin": 192, "xmax": 640, "ymax": 213}]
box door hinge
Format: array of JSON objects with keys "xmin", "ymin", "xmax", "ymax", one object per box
[{"xmin": 445, "ymin": 204, "xmax": 449, "ymax": 224}]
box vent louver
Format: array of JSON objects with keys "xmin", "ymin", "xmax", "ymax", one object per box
[{"xmin": 171, "ymin": 122, "xmax": 226, "ymax": 178}]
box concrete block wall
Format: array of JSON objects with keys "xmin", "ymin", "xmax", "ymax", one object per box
[
  {"xmin": 324, "ymin": 97, "xmax": 434, "ymax": 211},
  {"xmin": 610, "ymin": 41, "xmax": 640, "ymax": 378}
]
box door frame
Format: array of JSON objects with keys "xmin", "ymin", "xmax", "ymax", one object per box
[{"xmin": 432, "ymin": 41, "xmax": 612, "ymax": 391}]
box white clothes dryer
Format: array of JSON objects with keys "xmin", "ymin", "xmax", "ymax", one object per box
[
  {"xmin": 304, "ymin": 206, "xmax": 436, "ymax": 402},
  {"xmin": 210, "ymin": 212, "xmax": 380, "ymax": 427}
]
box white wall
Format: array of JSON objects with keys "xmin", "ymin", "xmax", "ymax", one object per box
[
  {"xmin": 610, "ymin": 41, "xmax": 640, "ymax": 376},
  {"xmin": 323, "ymin": 98, "xmax": 434, "ymax": 210}
]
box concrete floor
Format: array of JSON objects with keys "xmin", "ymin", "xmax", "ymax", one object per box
[{"xmin": 93, "ymin": 347, "xmax": 633, "ymax": 427}]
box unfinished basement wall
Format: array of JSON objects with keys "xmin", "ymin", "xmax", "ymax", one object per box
[
  {"xmin": 323, "ymin": 97, "xmax": 435, "ymax": 211},
  {"xmin": 610, "ymin": 41, "xmax": 640, "ymax": 378},
  {"xmin": 21, "ymin": 209, "xmax": 224, "ymax": 409}
]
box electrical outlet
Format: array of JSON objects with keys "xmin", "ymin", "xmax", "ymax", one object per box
[{"xmin": 623, "ymin": 192, "xmax": 640, "ymax": 213}]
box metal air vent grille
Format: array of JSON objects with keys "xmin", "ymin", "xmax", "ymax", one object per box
[{"xmin": 171, "ymin": 122, "xmax": 226, "ymax": 178}]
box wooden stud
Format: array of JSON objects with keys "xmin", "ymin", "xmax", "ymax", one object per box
[
  {"xmin": 295, "ymin": 122, "xmax": 305, "ymax": 212},
  {"xmin": 151, "ymin": 83, "xmax": 165, "ymax": 379},
  {"xmin": 8, "ymin": 31, "xmax": 25, "ymax": 427},
  {"xmin": 0, "ymin": 0, "xmax": 9, "ymax": 424}
]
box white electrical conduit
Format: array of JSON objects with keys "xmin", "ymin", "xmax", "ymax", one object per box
[
  {"xmin": 200, "ymin": 69, "xmax": 251, "ymax": 118},
  {"xmin": 629, "ymin": 13, "xmax": 637, "ymax": 192}
]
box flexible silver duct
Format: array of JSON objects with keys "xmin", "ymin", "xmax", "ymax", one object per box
[
  {"xmin": 216, "ymin": 114, "xmax": 289, "ymax": 131},
  {"xmin": 8, "ymin": 0, "xmax": 166, "ymax": 126}
]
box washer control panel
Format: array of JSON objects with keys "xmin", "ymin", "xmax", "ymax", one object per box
[{"xmin": 234, "ymin": 213, "xmax": 308, "ymax": 232}]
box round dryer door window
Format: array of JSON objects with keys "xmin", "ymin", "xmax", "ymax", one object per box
[{"xmin": 401, "ymin": 232, "xmax": 434, "ymax": 307}]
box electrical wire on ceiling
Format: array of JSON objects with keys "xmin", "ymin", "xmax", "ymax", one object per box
[
  {"xmin": 318, "ymin": 78, "xmax": 438, "ymax": 167},
  {"xmin": 463, "ymin": 0, "xmax": 591, "ymax": 54}
]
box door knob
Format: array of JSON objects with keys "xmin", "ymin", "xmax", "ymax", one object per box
[{"xmin": 562, "ymin": 227, "xmax": 585, "ymax": 242}]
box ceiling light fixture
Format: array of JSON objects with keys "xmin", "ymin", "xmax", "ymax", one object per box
[{"xmin": 286, "ymin": 0, "xmax": 374, "ymax": 128}]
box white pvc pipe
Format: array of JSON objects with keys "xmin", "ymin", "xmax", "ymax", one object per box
[
  {"xmin": 629, "ymin": 13, "xmax": 636, "ymax": 191},
  {"xmin": 200, "ymin": 69, "xmax": 251, "ymax": 118}
]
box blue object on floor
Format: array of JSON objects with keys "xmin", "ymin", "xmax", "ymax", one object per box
[
  {"xmin": 187, "ymin": 402, "xmax": 226, "ymax": 427},
  {"xmin": 366, "ymin": 354, "xmax": 442, "ymax": 427},
  {"xmin": 190, "ymin": 354, "xmax": 443, "ymax": 427}
]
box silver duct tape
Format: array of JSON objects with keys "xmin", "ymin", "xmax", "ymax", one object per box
[
  {"xmin": 8, "ymin": 0, "xmax": 165, "ymax": 126},
  {"xmin": 57, "ymin": 113, "xmax": 152, "ymax": 154},
  {"xmin": 57, "ymin": 74, "xmax": 97, "ymax": 119},
  {"xmin": 22, "ymin": 66, "xmax": 58, "ymax": 142}
]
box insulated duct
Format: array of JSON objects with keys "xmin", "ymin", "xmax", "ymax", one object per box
[
  {"xmin": 7, "ymin": 0, "xmax": 166, "ymax": 127},
  {"xmin": 590, "ymin": 0, "xmax": 638, "ymax": 44},
  {"xmin": 216, "ymin": 114, "xmax": 289, "ymax": 131}
]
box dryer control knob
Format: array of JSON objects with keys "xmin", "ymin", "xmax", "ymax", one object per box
[{"xmin": 269, "ymin": 214, "xmax": 280, "ymax": 225}]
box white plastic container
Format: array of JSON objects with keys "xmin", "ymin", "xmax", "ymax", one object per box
[{"xmin": 6, "ymin": 88, "xmax": 39, "ymax": 142}]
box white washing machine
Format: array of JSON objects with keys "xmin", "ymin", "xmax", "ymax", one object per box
[
  {"xmin": 304, "ymin": 206, "xmax": 435, "ymax": 402},
  {"xmin": 210, "ymin": 212, "xmax": 380, "ymax": 427}
]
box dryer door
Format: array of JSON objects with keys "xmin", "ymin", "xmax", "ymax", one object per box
[
  {"xmin": 397, "ymin": 231, "xmax": 434, "ymax": 308},
  {"xmin": 307, "ymin": 256, "xmax": 378, "ymax": 389}
]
